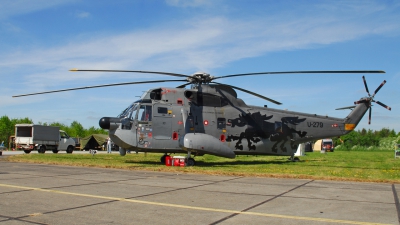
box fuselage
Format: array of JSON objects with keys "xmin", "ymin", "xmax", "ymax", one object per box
[{"xmin": 101, "ymin": 85, "xmax": 367, "ymax": 158}]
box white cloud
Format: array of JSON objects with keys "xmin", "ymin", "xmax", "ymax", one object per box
[
  {"xmin": 0, "ymin": 0, "xmax": 77, "ymax": 20},
  {"xmin": 2, "ymin": 11, "xmax": 397, "ymax": 71},
  {"xmin": 165, "ymin": 0, "xmax": 211, "ymax": 8},
  {"xmin": 0, "ymin": 21, "xmax": 21, "ymax": 32},
  {"xmin": 75, "ymin": 11, "xmax": 90, "ymax": 18}
]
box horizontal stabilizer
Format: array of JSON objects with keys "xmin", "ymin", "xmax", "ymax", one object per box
[{"xmin": 336, "ymin": 106, "xmax": 356, "ymax": 110}]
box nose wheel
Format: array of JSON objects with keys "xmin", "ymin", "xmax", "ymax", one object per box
[{"xmin": 119, "ymin": 147, "xmax": 127, "ymax": 156}]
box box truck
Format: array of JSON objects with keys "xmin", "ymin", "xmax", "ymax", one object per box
[{"xmin": 15, "ymin": 124, "xmax": 75, "ymax": 154}]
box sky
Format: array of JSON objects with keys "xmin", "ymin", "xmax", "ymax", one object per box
[{"xmin": 1, "ymin": 0, "xmax": 399, "ymax": 132}]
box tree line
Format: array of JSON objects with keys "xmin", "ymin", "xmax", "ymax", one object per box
[
  {"xmin": 0, "ymin": 115, "xmax": 107, "ymax": 148},
  {"xmin": 332, "ymin": 127, "xmax": 399, "ymax": 149}
]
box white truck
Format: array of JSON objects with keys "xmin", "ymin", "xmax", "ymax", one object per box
[{"xmin": 15, "ymin": 124, "xmax": 75, "ymax": 154}]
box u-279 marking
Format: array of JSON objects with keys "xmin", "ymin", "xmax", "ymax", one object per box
[{"xmin": 307, "ymin": 122, "xmax": 323, "ymax": 128}]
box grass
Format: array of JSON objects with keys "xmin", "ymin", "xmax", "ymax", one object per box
[{"xmin": 3, "ymin": 150, "xmax": 400, "ymax": 183}]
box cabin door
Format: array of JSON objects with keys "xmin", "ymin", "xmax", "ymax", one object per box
[{"xmin": 152, "ymin": 104, "xmax": 172, "ymax": 140}]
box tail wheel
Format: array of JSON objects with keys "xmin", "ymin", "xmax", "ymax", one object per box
[
  {"xmin": 23, "ymin": 150, "xmax": 31, "ymax": 154},
  {"xmin": 66, "ymin": 146, "xmax": 73, "ymax": 154}
]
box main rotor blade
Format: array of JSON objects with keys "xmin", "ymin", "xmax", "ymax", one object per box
[
  {"xmin": 212, "ymin": 82, "xmax": 282, "ymax": 105},
  {"xmin": 375, "ymin": 101, "xmax": 392, "ymax": 111},
  {"xmin": 176, "ymin": 83, "xmax": 192, "ymax": 88},
  {"xmin": 70, "ymin": 69, "xmax": 190, "ymax": 78},
  {"xmin": 214, "ymin": 70, "xmax": 385, "ymax": 80},
  {"xmin": 362, "ymin": 76, "xmax": 371, "ymax": 96},
  {"xmin": 13, "ymin": 79, "xmax": 187, "ymax": 97},
  {"xmin": 372, "ymin": 80, "xmax": 386, "ymax": 98}
]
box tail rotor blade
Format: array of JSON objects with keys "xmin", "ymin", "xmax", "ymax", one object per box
[
  {"xmin": 362, "ymin": 76, "xmax": 371, "ymax": 96},
  {"xmin": 376, "ymin": 101, "xmax": 392, "ymax": 111},
  {"xmin": 372, "ymin": 80, "xmax": 386, "ymax": 97},
  {"xmin": 368, "ymin": 107, "xmax": 372, "ymax": 124}
]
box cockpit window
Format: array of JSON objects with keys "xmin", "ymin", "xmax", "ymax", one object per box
[
  {"xmin": 138, "ymin": 105, "xmax": 152, "ymax": 121},
  {"xmin": 118, "ymin": 102, "xmax": 139, "ymax": 119}
]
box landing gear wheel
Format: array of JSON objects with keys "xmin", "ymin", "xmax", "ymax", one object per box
[
  {"xmin": 52, "ymin": 150, "xmax": 59, "ymax": 154},
  {"xmin": 66, "ymin": 146, "xmax": 74, "ymax": 154},
  {"xmin": 38, "ymin": 146, "xmax": 46, "ymax": 154},
  {"xmin": 288, "ymin": 156, "xmax": 300, "ymax": 162},
  {"xmin": 23, "ymin": 150, "xmax": 31, "ymax": 154},
  {"xmin": 160, "ymin": 154, "xmax": 167, "ymax": 163},
  {"xmin": 119, "ymin": 147, "xmax": 126, "ymax": 156},
  {"xmin": 186, "ymin": 158, "xmax": 195, "ymax": 166}
]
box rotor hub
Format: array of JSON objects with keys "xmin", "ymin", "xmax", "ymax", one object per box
[{"xmin": 187, "ymin": 72, "xmax": 214, "ymax": 84}]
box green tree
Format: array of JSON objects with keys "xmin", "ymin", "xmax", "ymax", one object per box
[
  {"xmin": 70, "ymin": 121, "xmax": 86, "ymax": 138},
  {"xmin": 0, "ymin": 116, "xmax": 13, "ymax": 148},
  {"xmin": 376, "ymin": 128, "xmax": 391, "ymax": 138}
]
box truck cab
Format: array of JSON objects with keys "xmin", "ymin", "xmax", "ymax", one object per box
[
  {"xmin": 321, "ymin": 139, "xmax": 334, "ymax": 152},
  {"xmin": 57, "ymin": 130, "xmax": 75, "ymax": 153}
]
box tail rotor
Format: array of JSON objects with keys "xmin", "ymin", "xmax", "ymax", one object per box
[{"xmin": 355, "ymin": 76, "xmax": 391, "ymax": 124}]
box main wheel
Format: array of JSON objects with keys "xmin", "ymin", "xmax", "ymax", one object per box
[
  {"xmin": 160, "ymin": 155, "xmax": 167, "ymax": 163},
  {"xmin": 38, "ymin": 146, "xmax": 46, "ymax": 154},
  {"xmin": 186, "ymin": 158, "xmax": 196, "ymax": 166},
  {"xmin": 66, "ymin": 146, "xmax": 74, "ymax": 154}
]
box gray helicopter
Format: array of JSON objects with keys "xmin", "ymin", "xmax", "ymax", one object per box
[{"xmin": 13, "ymin": 70, "xmax": 391, "ymax": 166}]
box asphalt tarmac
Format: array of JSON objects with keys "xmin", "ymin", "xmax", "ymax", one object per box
[{"xmin": 0, "ymin": 158, "xmax": 399, "ymax": 224}]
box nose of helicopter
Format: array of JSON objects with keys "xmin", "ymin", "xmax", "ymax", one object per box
[{"xmin": 99, "ymin": 117, "xmax": 121, "ymax": 130}]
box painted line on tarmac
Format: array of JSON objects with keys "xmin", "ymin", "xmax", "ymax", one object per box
[{"xmin": 0, "ymin": 183, "xmax": 391, "ymax": 225}]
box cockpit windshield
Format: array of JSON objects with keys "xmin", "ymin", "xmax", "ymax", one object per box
[{"xmin": 118, "ymin": 101, "xmax": 139, "ymax": 119}]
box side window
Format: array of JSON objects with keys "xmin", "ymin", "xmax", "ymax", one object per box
[
  {"xmin": 138, "ymin": 105, "xmax": 152, "ymax": 121},
  {"xmin": 158, "ymin": 107, "xmax": 168, "ymax": 114},
  {"xmin": 60, "ymin": 132, "xmax": 69, "ymax": 138}
]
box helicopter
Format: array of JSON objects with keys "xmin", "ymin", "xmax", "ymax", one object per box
[{"xmin": 13, "ymin": 69, "xmax": 391, "ymax": 166}]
